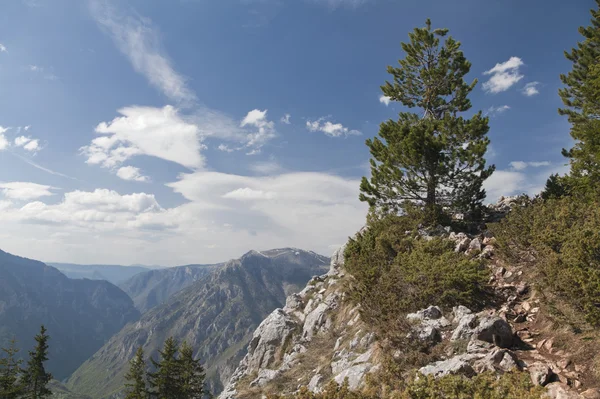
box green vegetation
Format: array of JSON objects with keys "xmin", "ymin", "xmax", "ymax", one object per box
[
  {"xmin": 0, "ymin": 326, "xmax": 52, "ymax": 399},
  {"xmin": 344, "ymin": 212, "xmax": 489, "ymax": 345},
  {"xmin": 124, "ymin": 338, "xmax": 208, "ymax": 399},
  {"xmin": 491, "ymin": 196, "xmax": 600, "ymax": 327},
  {"xmin": 555, "ymin": 0, "xmax": 600, "ymax": 195},
  {"xmin": 359, "ymin": 19, "xmax": 494, "ymax": 224},
  {"xmin": 267, "ymin": 372, "xmax": 544, "ymax": 399}
]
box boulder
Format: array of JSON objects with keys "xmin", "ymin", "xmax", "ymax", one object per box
[
  {"xmin": 333, "ymin": 364, "xmax": 372, "ymax": 390},
  {"xmin": 544, "ymin": 382, "xmax": 581, "ymax": 399},
  {"xmin": 452, "ymin": 305, "xmax": 473, "ymax": 321},
  {"xmin": 451, "ymin": 313, "xmax": 478, "ymax": 342},
  {"xmin": 407, "ymin": 305, "xmax": 443, "ymax": 321},
  {"xmin": 529, "ymin": 362, "xmax": 554, "ymax": 386},
  {"xmin": 468, "ymin": 238, "xmax": 482, "ymax": 252},
  {"xmin": 456, "ymin": 237, "xmax": 471, "ymax": 253},
  {"xmin": 472, "ymin": 316, "xmax": 514, "ymax": 348},
  {"xmin": 473, "ymin": 348, "xmax": 520, "ymax": 373},
  {"xmin": 308, "ymin": 374, "xmax": 324, "ymax": 393},
  {"xmin": 418, "ymin": 355, "xmax": 477, "ymax": 378},
  {"xmin": 250, "ymin": 369, "xmax": 280, "ymax": 387},
  {"xmin": 581, "ymin": 389, "xmax": 600, "ymax": 399}
]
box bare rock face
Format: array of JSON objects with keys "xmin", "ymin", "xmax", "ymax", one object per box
[
  {"xmin": 529, "ymin": 362, "xmax": 555, "ymax": 386},
  {"xmin": 419, "ymin": 355, "xmax": 477, "ymax": 378},
  {"xmin": 246, "ymin": 309, "xmax": 298, "ymax": 371},
  {"xmin": 219, "ymin": 244, "xmax": 378, "ymax": 398}
]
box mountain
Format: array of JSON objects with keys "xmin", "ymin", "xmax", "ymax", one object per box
[
  {"xmin": 119, "ymin": 263, "xmax": 223, "ymax": 313},
  {"xmin": 48, "ymin": 263, "xmax": 151, "ymax": 285},
  {"xmin": 66, "ymin": 248, "xmax": 329, "ymax": 398},
  {"xmin": 0, "ymin": 249, "xmax": 140, "ymax": 380}
]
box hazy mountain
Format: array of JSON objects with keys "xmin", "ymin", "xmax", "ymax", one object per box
[
  {"xmin": 67, "ymin": 248, "xmax": 329, "ymax": 398},
  {"xmin": 119, "ymin": 263, "xmax": 223, "ymax": 313},
  {"xmin": 48, "ymin": 263, "xmax": 151, "ymax": 285},
  {"xmin": 0, "ymin": 249, "xmax": 140, "ymax": 380}
]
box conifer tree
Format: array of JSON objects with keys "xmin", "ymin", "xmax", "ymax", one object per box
[
  {"xmin": 21, "ymin": 325, "xmax": 52, "ymax": 399},
  {"xmin": 557, "ymin": 0, "xmax": 600, "ymax": 193},
  {"xmin": 125, "ymin": 347, "xmax": 147, "ymax": 399},
  {"xmin": 0, "ymin": 338, "xmax": 24, "ymax": 399},
  {"xmin": 147, "ymin": 338, "xmax": 182, "ymax": 399},
  {"xmin": 178, "ymin": 341, "xmax": 206, "ymax": 399},
  {"xmin": 360, "ymin": 19, "xmax": 494, "ymax": 223}
]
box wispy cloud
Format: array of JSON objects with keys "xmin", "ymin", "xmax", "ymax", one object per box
[
  {"xmin": 509, "ymin": 160, "xmax": 551, "ymax": 171},
  {"xmin": 89, "ymin": 0, "xmax": 196, "ymax": 105},
  {"xmin": 483, "ymin": 56, "xmax": 524, "ymax": 94},
  {"xmin": 379, "ymin": 95, "xmax": 391, "ymax": 106},
  {"xmin": 0, "ymin": 182, "xmax": 57, "ymax": 201},
  {"xmin": 27, "ymin": 65, "xmax": 58, "ymax": 80},
  {"xmin": 11, "ymin": 152, "xmax": 78, "ymax": 180},
  {"xmin": 0, "ymin": 126, "xmax": 9, "ymax": 151},
  {"xmin": 280, "ymin": 113, "xmax": 291, "ymax": 124},
  {"xmin": 0, "ymin": 43, "xmax": 7, "ymax": 53},
  {"xmin": 306, "ymin": 117, "xmax": 361, "ymax": 137},
  {"xmin": 485, "ymin": 105, "xmax": 510, "ymax": 117},
  {"xmin": 522, "ymin": 82, "xmax": 540, "ymax": 97}
]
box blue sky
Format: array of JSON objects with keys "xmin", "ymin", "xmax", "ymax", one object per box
[{"xmin": 0, "ymin": 0, "xmax": 592, "ymax": 265}]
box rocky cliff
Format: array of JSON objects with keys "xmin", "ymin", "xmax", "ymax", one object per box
[{"xmin": 219, "ymin": 198, "xmax": 600, "ymax": 399}]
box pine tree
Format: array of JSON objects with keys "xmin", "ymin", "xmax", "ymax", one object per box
[
  {"xmin": 0, "ymin": 338, "xmax": 24, "ymax": 399},
  {"xmin": 21, "ymin": 325, "xmax": 52, "ymax": 399},
  {"xmin": 147, "ymin": 338, "xmax": 182, "ymax": 399},
  {"xmin": 125, "ymin": 347, "xmax": 147, "ymax": 399},
  {"xmin": 360, "ymin": 19, "xmax": 494, "ymax": 224},
  {"xmin": 558, "ymin": 0, "xmax": 600, "ymax": 193},
  {"xmin": 178, "ymin": 342, "xmax": 206, "ymax": 399}
]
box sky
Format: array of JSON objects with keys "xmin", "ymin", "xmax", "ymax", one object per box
[{"xmin": 0, "ymin": 0, "xmax": 592, "ymax": 265}]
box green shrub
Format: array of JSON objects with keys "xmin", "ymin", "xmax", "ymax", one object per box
[
  {"xmin": 344, "ymin": 214, "xmax": 489, "ymax": 344},
  {"xmin": 269, "ymin": 372, "xmax": 544, "ymax": 399},
  {"xmin": 490, "ymin": 196, "xmax": 600, "ymax": 326}
]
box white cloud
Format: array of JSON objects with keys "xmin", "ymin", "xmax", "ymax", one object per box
[
  {"xmin": 486, "ymin": 105, "xmax": 510, "ymax": 116},
  {"xmin": 0, "ymin": 172, "xmax": 367, "ymax": 265},
  {"xmin": 90, "ymin": 0, "xmax": 196, "ymax": 104},
  {"xmin": 81, "ymin": 105, "xmax": 205, "ymax": 171},
  {"xmin": 522, "ymin": 82, "xmax": 540, "ymax": 96},
  {"xmin": 24, "ymin": 125, "xmax": 31, "ymax": 131},
  {"xmin": 249, "ymin": 160, "xmax": 282, "ymax": 175},
  {"xmin": 483, "ymin": 57, "xmax": 524, "ymax": 93},
  {"xmin": 218, "ymin": 144, "xmax": 234, "ymax": 153},
  {"xmin": 0, "ymin": 182, "xmax": 56, "ymax": 201},
  {"xmin": 0, "ymin": 43, "xmax": 7, "ymax": 53},
  {"xmin": 379, "ymin": 95, "xmax": 391, "ymax": 106},
  {"xmin": 509, "ymin": 161, "xmax": 551, "ymax": 171},
  {"xmin": 116, "ymin": 166, "xmax": 149, "ymax": 182},
  {"xmin": 222, "ymin": 187, "xmax": 277, "ymax": 200},
  {"xmin": 280, "ymin": 114, "xmax": 291, "ymax": 124},
  {"xmin": 23, "ymin": 139, "xmax": 40, "ymax": 152},
  {"xmin": 15, "ymin": 136, "xmax": 31, "ymax": 146},
  {"xmin": 241, "ymin": 109, "xmax": 277, "ymax": 150},
  {"xmin": 306, "ymin": 118, "xmax": 361, "ymax": 137},
  {"xmin": 0, "ymin": 126, "xmax": 9, "ymax": 151}
]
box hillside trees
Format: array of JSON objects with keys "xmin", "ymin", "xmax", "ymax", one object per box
[
  {"xmin": 125, "ymin": 338, "xmax": 207, "ymax": 399},
  {"xmin": 0, "ymin": 339, "xmax": 24, "ymax": 399},
  {"xmin": 554, "ymin": 0, "xmax": 600, "ymax": 195},
  {"xmin": 21, "ymin": 326, "xmax": 52, "ymax": 399},
  {"xmin": 360, "ymin": 19, "xmax": 494, "ymax": 224}
]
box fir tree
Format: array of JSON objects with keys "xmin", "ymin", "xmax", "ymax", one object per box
[
  {"xmin": 558, "ymin": 0, "xmax": 600, "ymax": 193},
  {"xmin": 0, "ymin": 338, "xmax": 24, "ymax": 399},
  {"xmin": 147, "ymin": 337, "xmax": 182, "ymax": 399},
  {"xmin": 125, "ymin": 347, "xmax": 147, "ymax": 399},
  {"xmin": 21, "ymin": 325, "xmax": 52, "ymax": 399},
  {"xmin": 178, "ymin": 341, "xmax": 206, "ymax": 399},
  {"xmin": 360, "ymin": 19, "xmax": 494, "ymax": 223}
]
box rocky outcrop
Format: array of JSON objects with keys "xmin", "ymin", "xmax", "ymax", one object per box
[{"xmin": 219, "ymin": 245, "xmax": 378, "ymax": 398}]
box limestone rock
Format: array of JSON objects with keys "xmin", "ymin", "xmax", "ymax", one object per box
[
  {"xmin": 308, "ymin": 374, "xmax": 324, "ymax": 393},
  {"xmin": 544, "ymin": 382, "xmax": 581, "ymax": 399},
  {"xmin": 303, "ymin": 303, "xmax": 330, "ymax": 341},
  {"xmin": 451, "ymin": 313, "xmax": 478, "ymax": 342},
  {"xmin": 472, "ymin": 316, "xmax": 514, "ymax": 348},
  {"xmin": 246, "ymin": 309, "xmax": 298, "ymax": 371},
  {"xmin": 333, "ymin": 364, "xmax": 372, "ymax": 390},
  {"xmin": 419, "ymin": 355, "xmax": 477, "ymax": 378},
  {"xmin": 529, "ymin": 362, "xmax": 554, "ymax": 386},
  {"xmin": 581, "ymin": 389, "xmax": 600, "ymax": 399}
]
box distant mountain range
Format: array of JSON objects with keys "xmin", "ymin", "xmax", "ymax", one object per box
[
  {"xmin": 67, "ymin": 248, "xmax": 329, "ymax": 398},
  {"xmin": 119, "ymin": 263, "xmax": 223, "ymax": 313},
  {"xmin": 48, "ymin": 263, "xmax": 156, "ymax": 285},
  {"xmin": 0, "ymin": 249, "xmax": 140, "ymax": 380}
]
